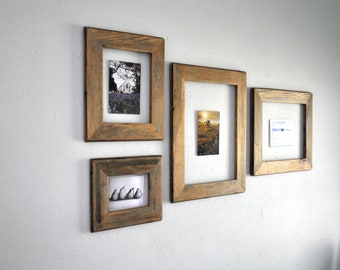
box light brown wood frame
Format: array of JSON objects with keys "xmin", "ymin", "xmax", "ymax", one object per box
[
  {"xmin": 171, "ymin": 63, "xmax": 247, "ymax": 203},
  {"xmin": 91, "ymin": 156, "xmax": 162, "ymax": 232},
  {"xmin": 253, "ymin": 88, "xmax": 313, "ymax": 175},
  {"xmin": 85, "ymin": 27, "xmax": 164, "ymax": 141}
]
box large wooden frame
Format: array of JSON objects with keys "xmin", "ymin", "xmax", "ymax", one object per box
[
  {"xmin": 253, "ymin": 88, "xmax": 312, "ymax": 175},
  {"xmin": 85, "ymin": 27, "xmax": 164, "ymax": 141},
  {"xmin": 91, "ymin": 156, "xmax": 162, "ymax": 232},
  {"xmin": 171, "ymin": 63, "xmax": 247, "ymax": 203}
]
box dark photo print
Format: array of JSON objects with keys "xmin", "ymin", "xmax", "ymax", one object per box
[
  {"xmin": 197, "ymin": 110, "xmax": 220, "ymax": 156},
  {"xmin": 108, "ymin": 60, "xmax": 141, "ymax": 114}
]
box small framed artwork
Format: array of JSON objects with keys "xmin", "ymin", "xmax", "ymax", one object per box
[
  {"xmin": 253, "ymin": 88, "xmax": 313, "ymax": 175},
  {"xmin": 171, "ymin": 63, "xmax": 247, "ymax": 203},
  {"xmin": 91, "ymin": 156, "xmax": 162, "ymax": 232},
  {"xmin": 85, "ymin": 27, "xmax": 164, "ymax": 141}
]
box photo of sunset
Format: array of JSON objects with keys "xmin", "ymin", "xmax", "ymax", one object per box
[{"xmin": 197, "ymin": 111, "xmax": 220, "ymax": 156}]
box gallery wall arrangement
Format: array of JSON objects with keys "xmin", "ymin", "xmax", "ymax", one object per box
[
  {"xmin": 85, "ymin": 27, "xmax": 312, "ymax": 231},
  {"xmin": 85, "ymin": 27, "xmax": 165, "ymax": 231}
]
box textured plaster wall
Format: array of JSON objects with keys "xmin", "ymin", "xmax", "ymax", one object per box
[{"xmin": 0, "ymin": 0, "xmax": 339, "ymax": 269}]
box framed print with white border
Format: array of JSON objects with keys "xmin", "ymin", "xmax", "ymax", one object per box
[
  {"xmin": 91, "ymin": 156, "xmax": 162, "ymax": 232},
  {"xmin": 171, "ymin": 63, "xmax": 247, "ymax": 203},
  {"xmin": 85, "ymin": 27, "xmax": 164, "ymax": 141},
  {"xmin": 253, "ymin": 88, "xmax": 312, "ymax": 175}
]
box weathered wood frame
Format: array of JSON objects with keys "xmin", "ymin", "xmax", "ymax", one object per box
[
  {"xmin": 91, "ymin": 156, "xmax": 162, "ymax": 232},
  {"xmin": 171, "ymin": 63, "xmax": 247, "ymax": 203},
  {"xmin": 85, "ymin": 27, "xmax": 164, "ymax": 141},
  {"xmin": 253, "ymin": 88, "xmax": 313, "ymax": 175}
]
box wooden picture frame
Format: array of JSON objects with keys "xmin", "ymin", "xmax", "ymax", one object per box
[
  {"xmin": 85, "ymin": 27, "xmax": 164, "ymax": 141},
  {"xmin": 253, "ymin": 88, "xmax": 312, "ymax": 175},
  {"xmin": 171, "ymin": 63, "xmax": 247, "ymax": 203},
  {"xmin": 91, "ymin": 156, "xmax": 162, "ymax": 232}
]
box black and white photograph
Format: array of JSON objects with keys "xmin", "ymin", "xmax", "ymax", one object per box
[
  {"xmin": 108, "ymin": 174, "xmax": 148, "ymax": 212},
  {"xmin": 108, "ymin": 60, "xmax": 141, "ymax": 114}
]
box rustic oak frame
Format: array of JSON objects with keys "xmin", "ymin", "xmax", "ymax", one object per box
[
  {"xmin": 85, "ymin": 27, "xmax": 164, "ymax": 141},
  {"xmin": 171, "ymin": 63, "xmax": 247, "ymax": 203},
  {"xmin": 253, "ymin": 88, "xmax": 313, "ymax": 175},
  {"xmin": 91, "ymin": 156, "xmax": 162, "ymax": 232}
]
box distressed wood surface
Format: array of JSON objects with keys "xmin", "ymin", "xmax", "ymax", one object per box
[
  {"xmin": 253, "ymin": 88, "xmax": 312, "ymax": 175},
  {"xmin": 85, "ymin": 27, "xmax": 164, "ymax": 141},
  {"xmin": 171, "ymin": 63, "xmax": 247, "ymax": 203},
  {"xmin": 91, "ymin": 156, "xmax": 162, "ymax": 232}
]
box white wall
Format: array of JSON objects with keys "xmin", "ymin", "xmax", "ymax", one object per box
[{"xmin": 1, "ymin": 0, "xmax": 339, "ymax": 269}]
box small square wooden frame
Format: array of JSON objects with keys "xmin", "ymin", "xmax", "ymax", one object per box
[
  {"xmin": 85, "ymin": 27, "xmax": 164, "ymax": 141},
  {"xmin": 171, "ymin": 63, "xmax": 247, "ymax": 203},
  {"xmin": 253, "ymin": 88, "xmax": 313, "ymax": 175},
  {"xmin": 91, "ymin": 156, "xmax": 162, "ymax": 232}
]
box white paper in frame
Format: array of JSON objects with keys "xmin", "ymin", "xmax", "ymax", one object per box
[
  {"xmin": 108, "ymin": 174, "xmax": 148, "ymax": 212},
  {"xmin": 184, "ymin": 81, "xmax": 236, "ymax": 184},
  {"xmin": 262, "ymin": 102, "xmax": 304, "ymax": 161}
]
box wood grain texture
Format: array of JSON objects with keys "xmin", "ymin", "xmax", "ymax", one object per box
[
  {"xmin": 253, "ymin": 88, "xmax": 312, "ymax": 175},
  {"xmin": 85, "ymin": 27, "xmax": 164, "ymax": 141},
  {"xmin": 171, "ymin": 63, "xmax": 247, "ymax": 203},
  {"xmin": 91, "ymin": 156, "xmax": 162, "ymax": 232}
]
